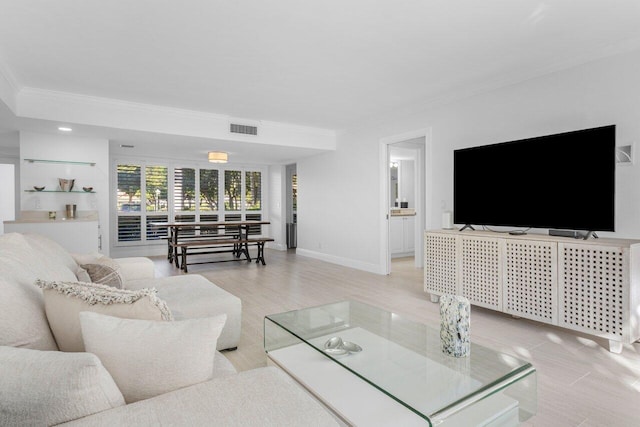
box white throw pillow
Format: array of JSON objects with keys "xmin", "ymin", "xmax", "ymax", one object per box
[
  {"xmin": 80, "ymin": 311, "xmax": 226, "ymax": 403},
  {"xmin": 35, "ymin": 280, "xmax": 173, "ymax": 352},
  {"xmin": 0, "ymin": 346, "xmax": 125, "ymax": 426}
]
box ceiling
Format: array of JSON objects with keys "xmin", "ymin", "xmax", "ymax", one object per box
[{"xmin": 1, "ymin": 0, "xmax": 639, "ymax": 162}]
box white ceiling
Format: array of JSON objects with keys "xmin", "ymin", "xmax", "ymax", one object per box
[{"xmin": 1, "ymin": 0, "xmax": 639, "ymax": 161}]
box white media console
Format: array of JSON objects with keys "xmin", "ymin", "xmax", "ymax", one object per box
[{"xmin": 424, "ymin": 229, "xmax": 640, "ymax": 353}]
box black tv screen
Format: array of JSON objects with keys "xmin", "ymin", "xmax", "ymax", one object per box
[{"xmin": 454, "ymin": 125, "xmax": 615, "ymax": 232}]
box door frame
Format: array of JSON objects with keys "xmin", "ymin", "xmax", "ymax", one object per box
[{"xmin": 379, "ymin": 128, "xmax": 432, "ymax": 275}]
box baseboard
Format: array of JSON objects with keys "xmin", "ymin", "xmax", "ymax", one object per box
[
  {"xmin": 296, "ymin": 248, "xmax": 385, "ymax": 275},
  {"xmin": 267, "ymin": 242, "xmax": 287, "ymax": 251}
]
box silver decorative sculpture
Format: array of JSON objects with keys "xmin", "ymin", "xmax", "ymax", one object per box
[{"xmin": 440, "ymin": 294, "xmax": 470, "ymax": 357}]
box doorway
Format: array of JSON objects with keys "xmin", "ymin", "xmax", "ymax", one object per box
[
  {"xmin": 285, "ymin": 164, "xmax": 297, "ymax": 250},
  {"xmin": 380, "ymin": 129, "xmax": 430, "ymax": 275}
]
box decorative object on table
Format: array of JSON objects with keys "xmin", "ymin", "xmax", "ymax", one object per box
[
  {"xmin": 65, "ymin": 204, "xmax": 77, "ymax": 219},
  {"xmin": 58, "ymin": 178, "xmax": 75, "ymax": 192},
  {"xmin": 440, "ymin": 294, "xmax": 470, "ymax": 357},
  {"xmin": 48, "ymin": 211, "xmax": 56, "ymax": 220},
  {"xmin": 323, "ymin": 336, "xmax": 362, "ymax": 355},
  {"xmin": 82, "ymin": 186, "xmax": 93, "ymax": 192},
  {"xmin": 442, "ymin": 210, "xmax": 454, "ymax": 229},
  {"xmin": 33, "ymin": 186, "xmax": 45, "ymax": 191}
]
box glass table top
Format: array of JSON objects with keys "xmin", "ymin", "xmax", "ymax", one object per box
[{"xmin": 265, "ymin": 300, "xmax": 536, "ymax": 425}]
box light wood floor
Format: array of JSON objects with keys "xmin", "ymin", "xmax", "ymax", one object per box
[{"xmin": 153, "ymin": 250, "xmax": 640, "ymax": 426}]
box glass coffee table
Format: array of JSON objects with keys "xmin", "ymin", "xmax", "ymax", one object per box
[{"xmin": 265, "ymin": 300, "xmax": 536, "ymax": 426}]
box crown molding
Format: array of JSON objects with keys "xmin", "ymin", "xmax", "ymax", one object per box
[
  {"xmin": 0, "ymin": 56, "xmax": 20, "ymax": 113},
  {"xmin": 16, "ymin": 87, "xmax": 336, "ymax": 150}
]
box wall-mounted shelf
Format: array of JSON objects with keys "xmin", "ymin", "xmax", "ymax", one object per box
[
  {"xmin": 24, "ymin": 158, "xmax": 96, "ymax": 166},
  {"xmin": 25, "ymin": 190, "xmax": 96, "ymax": 193}
]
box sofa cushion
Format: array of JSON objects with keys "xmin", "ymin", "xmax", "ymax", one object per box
[
  {"xmin": 0, "ymin": 233, "xmax": 77, "ymax": 284},
  {"xmin": 23, "ymin": 233, "xmax": 80, "ymax": 277},
  {"xmin": 61, "ymin": 367, "xmax": 339, "ymax": 427},
  {"xmin": 80, "ymin": 312, "xmax": 227, "ymax": 403},
  {"xmin": 126, "ymin": 274, "xmax": 242, "ymax": 351},
  {"xmin": 73, "ymin": 253, "xmax": 156, "ymax": 283},
  {"xmin": 114, "ymin": 257, "xmax": 155, "ymax": 282},
  {"xmin": 75, "ymin": 267, "xmax": 92, "ymax": 282},
  {"xmin": 36, "ymin": 280, "xmax": 173, "ymax": 352},
  {"xmin": 0, "ymin": 346, "xmax": 125, "ymax": 426},
  {"xmin": 81, "ymin": 257, "xmax": 124, "ymax": 288},
  {"xmin": 0, "ymin": 233, "xmax": 59, "ymax": 350},
  {"xmin": 0, "ymin": 278, "xmax": 58, "ymax": 350}
]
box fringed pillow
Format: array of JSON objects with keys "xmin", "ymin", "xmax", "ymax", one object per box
[{"xmin": 35, "ymin": 280, "xmax": 173, "ymax": 352}]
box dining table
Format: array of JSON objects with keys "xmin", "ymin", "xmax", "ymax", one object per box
[{"xmin": 149, "ymin": 220, "xmax": 271, "ymax": 268}]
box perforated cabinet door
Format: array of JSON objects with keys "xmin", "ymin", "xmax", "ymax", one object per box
[
  {"xmin": 424, "ymin": 232, "xmax": 459, "ymax": 296},
  {"xmin": 503, "ymin": 240, "xmax": 557, "ymax": 324},
  {"xmin": 460, "ymin": 236, "xmax": 502, "ymax": 310},
  {"xmin": 558, "ymin": 243, "xmax": 627, "ymax": 340}
]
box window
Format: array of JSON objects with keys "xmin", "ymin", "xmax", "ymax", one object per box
[
  {"xmin": 145, "ymin": 166, "xmax": 168, "ymax": 240},
  {"xmin": 115, "ymin": 162, "xmax": 265, "ymax": 246},
  {"xmin": 225, "ymin": 170, "xmax": 242, "ymax": 211},
  {"xmin": 146, "ymin": 166, "xmax": 168, "ymax": 212},
  {"xmin": 245, "ymin": 171, "xmax": 261, "ymax": 211},
  {"xmin": 117, "ymin": 165, "xmax": 141, "ymax": 212},
  {"xmin": 199, "ymin": 169, "xmax": 219, "ymax": 211},
  {"xmin": 174, "ymin": 167, "xmax": 196, "ymax": 212},
  {"xmin": 117, "ymin": 165, "xmax": 141, "ymax": 242}
]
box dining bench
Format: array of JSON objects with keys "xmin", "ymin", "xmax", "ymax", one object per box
[{"xmin": 173, "ymin": 236, "xmax": 275, "ymax": 272}]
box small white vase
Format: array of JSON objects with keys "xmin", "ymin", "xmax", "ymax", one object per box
[{"xmin": 440, "ymin": 294, "xmax": 470, "ymax": 357}]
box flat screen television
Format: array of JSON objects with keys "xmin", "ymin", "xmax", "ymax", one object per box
[{"xmin": 453, "ymin": 125, "xmax": 615, "ymax": 232}]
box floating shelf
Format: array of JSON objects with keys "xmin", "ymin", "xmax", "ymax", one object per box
[
  {"xmin": 25, "ymin": 190, "xmax": 96, "ymax": 193},
  {"xmin": 24, "ymin": 158, "xmax": 96, "ymax": 166}
]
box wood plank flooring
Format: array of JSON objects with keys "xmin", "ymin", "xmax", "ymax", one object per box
[{"xmin": 152, "ymin": 250, "xmax": 640, "ymax": 426}]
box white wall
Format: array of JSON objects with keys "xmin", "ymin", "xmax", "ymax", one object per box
[
  {"xmin": 19, "ymin": 132, "xmax": 111, "ymax": 253},
  {"xmin": 298, "ymin": 48, "xmax": 640, "ymax": 273},
  {"xmin": 268, "ymin": 164, "xmax": 287, "ymax": 250},
  {"xmin": 0, "ymin": 164, "xmax": 15, "ymax": 234},
  {"xmin": 0, "ymin": 131, "xmax": 20, "ymax": 220}
]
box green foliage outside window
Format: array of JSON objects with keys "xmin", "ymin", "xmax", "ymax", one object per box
[
  {"xmin": 200, "ymin": 169, "xmax": 219, "ymax": 211},
  {"xmin": 225, "ymin": 170, "xmax": 242, "ymax": 211}
]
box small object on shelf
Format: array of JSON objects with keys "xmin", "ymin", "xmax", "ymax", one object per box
[
  {"xmin": 66, "ymin": 204, "xmax": 77, "ymax": 219},
  {"xmin": 82, "ymin": 186, "xmax": 93, "ymax": 192},
  {"xmin": 33, "ymin": 186, "xmax": 45, "ymax": 191},
  {"xmin": 58, "ymin": 178, "xmax": 75, "ymax": 192},
  {"xmin": 48, "ymin": 211, "xmax": 56, "ymax": 220}
]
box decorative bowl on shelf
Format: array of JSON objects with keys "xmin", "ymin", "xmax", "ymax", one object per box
[
  {"xmin": 58, "ymin": 178, "xmax": 75, "ymax": 192},
  {"xmin": 82, "ymin": 186, "xmax": 93, "ymax": 192},
  {"xmin": 33, "ymin": 186, "xmax": 45, "ymax": 191}
]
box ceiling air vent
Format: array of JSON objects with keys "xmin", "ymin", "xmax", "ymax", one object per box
[{"xmin": 230, "ymin": 123, "xmax": 258, "ymax": 135}]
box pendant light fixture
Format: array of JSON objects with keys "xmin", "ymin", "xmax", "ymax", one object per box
[{"xmin": 208, "ymin": 151, "xmax": 228, "ymax": 163}]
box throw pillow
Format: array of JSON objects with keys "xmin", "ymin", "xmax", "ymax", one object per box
[
  {"xmin": 75, "ymin": 267, "xmax": 92, "ymax": 282},
  {"xmin": 79, "ymin": 311, "xmax": 227, "ymax": 403},
  {"xmin": 71, "ymin": 252, "xmax": 104, "ymax": 266},
  {"xmin": 0, "ymin": 346, "xmax": 125, "ymax": 426},
  {"xmin": 81, "ymin": 256, "xmax": 124, "ymax": 288},
  {"xmin": 35, "ymin": 280, "xmax": 173, "ymax": 352}
]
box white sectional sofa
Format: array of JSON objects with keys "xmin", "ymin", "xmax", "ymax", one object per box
[{"xmin": 0, "ymin": 232, "xmax": 338, "ymax": 426}]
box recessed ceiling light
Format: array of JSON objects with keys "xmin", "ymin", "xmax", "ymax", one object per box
[{"xmin": 58, "ymin": 127, "xmax": 72, "ymax": 132}]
